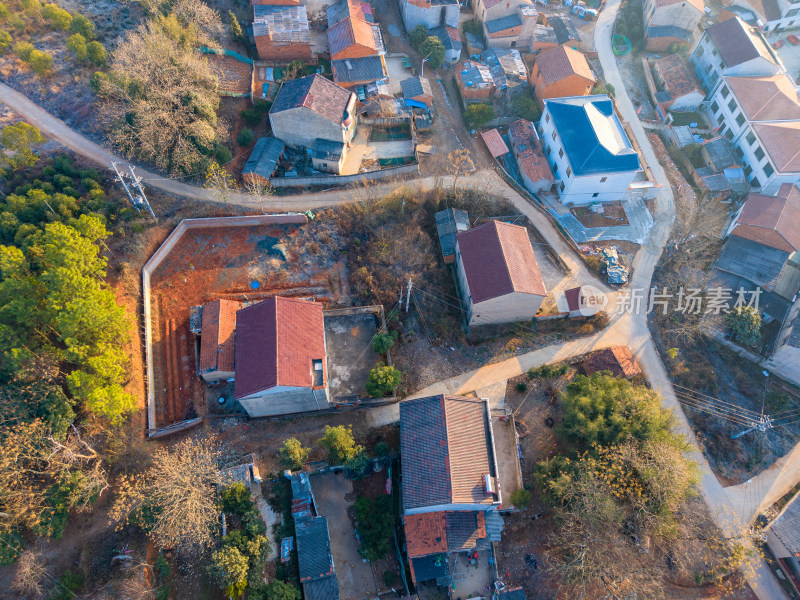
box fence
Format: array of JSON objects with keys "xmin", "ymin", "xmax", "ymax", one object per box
[
  {"xmin": 269, "ymin": 163, "xmax": 419, "ymax": 188},
  {"xmin": 142, "ymin": 214, "xmax": 309, "ymax": 437}
]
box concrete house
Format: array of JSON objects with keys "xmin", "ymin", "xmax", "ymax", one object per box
[
  {"xmin": 253, "ymin": 4, "xmax": 312, "ymax": 62},
  {"xmin": 242, "ymin": 137, "xmax": 284, "ymax": 184},
  {"xmin": 311, "ymin": 138, "xmax": 346, "ymax": 174},
  {"xmin": 508, "ymin": 119, "xmax": 554, "ymax": 193},
  {"xmin": 643, "ymin": 0, "xmax": 703, "ymax": 51},
  {"xmin": 706, "ymin": 73, "xmax": 800, "ymax": 192},
  {"xmin": 761, "ymin": 0, "xmax": 800, "ymax": 33},
  {"xmin": 400, "ymin": 395, "xmax": 504, "ymax": 586},
  {"xmin": 434, "ymin": 208, "xmax": 470, "ymax": 264},
  {"xmin": 455, "ymin": 220, "xmax": 547, "ymax": 326},
  {"xmin": 399, "ymin": 0, "xmax": 460, "ymax": 32},
  {"xmin": 429, "ymin": 26, "xmax": 463, "ymax": 63},
  {"xmin": 539, "ymin": 95, "xmax": 641, "ymax": 204},
  {"xmin": 482, "ymin": 48, "xmax": 528, "ymax": 99},
  {"xmin": 652, "ymin": 54, "xmax": 704, "ymax": 112},
  {"xmin": 475, "ymin": 0, "xmax": 535, "ymax": 28},
  {"xmin": 483, "ymin": 5, "xmax": 538, "ymax": 49},
  {"xmin": 545, "ymin": 15, "xmax": 581, "ymax": 50},
  {"xmin": 765, "ymin": 492, "xmax": 800, "ymax": 573},
  {"xmin": 401, "ymin": 76, "xmax": 434, "ymax": 108},
  {"xmin": 327, "ymin": 0, "xmax": 385, "ymax": 60},
  {"xmin": 269, "ymin": 74, "xmax": 357, "ymax": 150},
  {"xmin": 690, "ymin": 17, "xmax": 782, "ymax": 94},
  {"xmin": 332, "ymin": 55, "xmax": 388, "ymax": 88},
  {"xmin": 530, "ymin": 45, "xmax": 595, "ymax": 109},
  {"xmin": 713, "ymin": 184, "xmax": 800, "ymax": 355},
  {"xmin": 197, "ymin": 299, "xmax": 240, "ymax": 383},
  {"xmin": 234, "ymin": 296, "xmax": 329, "ymax": 417},
  {"xmin": 456, "ymin": 60, "xmax": 495, "ymax": 102}
]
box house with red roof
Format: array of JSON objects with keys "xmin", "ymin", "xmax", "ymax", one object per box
[
  {"xmin": 233, "ymin": 296, "xmax": 329, "ymax": 417},
  {"xmin": 507, "ymin": 119, "xmax": 554, "ymax": 193},
  {"xmin": 399, "ymin": 395, "xmax": 504, "ymax": 586},
  {"xmin": 530, "ymin": 46, "xmax": 596, "ymax": 109},
  {"xmin": 455, "ymin": 220, "xmax": 547, "ymax": 326},
  {"xmin": 197, "ymin": 299, "xmax": 240, "ymax": 383}
]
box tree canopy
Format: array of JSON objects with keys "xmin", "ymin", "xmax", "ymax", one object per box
[
  {"xmin": 419, "ymin": 36, "xmax": 445, "ymax": 70},
  {"xmin": 0, "ymin": 121, "xmax": 44, "ymax": 173},
  {"xmin": 319, "ymin": 425, "xmax": 363, "ymax": 465},
  {"xmin": 726, "ymin": 306, "xmax": 761, "ymax": 347}
]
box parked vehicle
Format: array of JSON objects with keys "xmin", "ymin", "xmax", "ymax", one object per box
[
  {"xmin": 788, "ymin": 34, "xmax": 800, "ymax": 44},
  {"xmin": 773, "ymin": 38, "xmax": 785, "ymax": 49}
]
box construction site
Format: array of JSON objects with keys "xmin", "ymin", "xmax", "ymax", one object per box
[{"xmin": 143, "ymin": 214, "xmax": 347, "ymax": 434}]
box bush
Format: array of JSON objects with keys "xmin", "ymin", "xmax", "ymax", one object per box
[
  {"xmin": 249, "ymin": 580, "xmax": 301, "ymax": 600},
  {"xmin": 215, "ymin": 144, "xmax": 233, "ymax": 164},
  {"xmin": 42, "ymin": 3, "xmax": 72, "ymax": 29},
  {"xmin": 13, "ymin": 40, "xmax": 33, "ymax": 60},
  {"xmin": 279, "ymin": 437, "xmax": 310, "ymax": 470},
  {"xmin": 237, "ymin": 127, "xmax": 254, "ymax": 146},
  {"xmin": 511, "ymin": 93, "xmax": 541, "ymax": 122},
  {"xmin": 726, "ymin": 306, "xmax": 761, "ymax": 347},
  {"xmin": 464, "ymin": 103, "xmax": 494, "ymax": 129},
  {"xmin": 410, "ymin": 24, "xmax": 428, "ymax": 49},
  {"xmin": 240, "ymin": 108, "xmax": 263, "ymax": 127},
  {"xmin": 515, "ymin": 381, "xmax": 527, "ymax": 393},
  {"xmin": 66, "ymin": 33, "xmax": 87, "ymax": 62},
  {"xmin": 372, "ymin": 330, "xmax": 397, "ymax": 354},
  {"xmin": 319, "ymin": 425, "xmax": 363, "ymax": 464},
  {"xmin": 0, "ymin": 29, "xmax": 10, "ymax": 55},
  {"xmin": 86, "ymin": 41, "xmax": 107, "ymax": 66},
  {"xmin": 70, "ymin": 13, "xmax": 96, "ymax": 39},
  {"xmin": 254, "ymin": 99, "xmax": 272, "ymax": 115},
  {"xmin": 528, "ymin": 363, "xmax": 569, "ymax": 380},
  {"xmin": 28, "ymin": 48, "xmax": 54, "ymax": 75},
  {"xmin": 0, "ymin": 531, "xmax": 22, "ymax": 565},
  {"xmin": 365, "ymin": 364, "xmax": 401, "ymax": 397},
  {"xmin": 510, "ymin": 487, "xmax": 532, "ymax": 509},
  {"xmin": 354, "ymin": 495, "xmax": 395, "ymax": 561},
  {"xmin": 383, "ymin": 570, "xmax": 398, "ymax": 586},
  {"xmin": 418, "ymin": 36, "xmax": 445, "ymax": 70},
  {"xmin": 374, "ymin": 440, "xmax": 389, "ymax": 457},
  {"xmin": 51, "ymin": 569, "xmax": 84, "ymax": 600},
  {"xmin": 90, "ymin": 71, "xmax": 110, "ymax": 94},
  {"xmin": 345, "ymin": 449, "xmax": 369, "ymax": 476}
]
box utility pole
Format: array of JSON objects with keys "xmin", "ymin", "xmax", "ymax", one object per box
[
  {"xmin": 405, "ymin": 278, "xmax": 413, "ymax": 313},
  {"xmin": 127, "ymin": 165, "xmax": 156, "ymax": 220},
  {"xmin": 111, "ymin": 162, "xmax": 156, "ymax": 220},
  {"xmin": 111, "ymin": 162, "xmax": 139, "ymax": 213}
]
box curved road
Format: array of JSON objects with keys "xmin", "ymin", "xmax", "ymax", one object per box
[{"xmin": 0, "ymin": 29, "xmax": 789, "ymax": 596}]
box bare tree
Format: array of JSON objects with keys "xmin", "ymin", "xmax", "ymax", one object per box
[
  {"xmin": 110, "ymin": 437, "xmax": 225, "ymax": 550},
  {"xmin": 446, "ymin": 148, "xmax": 474, "ymax": 198},
  {"xmin": 242, "ymin": 177, "xmax": 274, "ymax": 214},
  {"xmin": 12, "ymin": 550, "xmax": 48, "ymax": 599}
]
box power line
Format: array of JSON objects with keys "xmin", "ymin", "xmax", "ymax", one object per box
[
  {"xmin": 674, "ymin": 390, "xmax": 761, "ymax": 421},
  {"xmin": 672, "ymin": 383, "xmax": 762, "ymax": 418}
]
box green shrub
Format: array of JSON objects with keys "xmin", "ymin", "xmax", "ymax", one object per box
[
  {"xmin": 319, "ymin": 425, "xmax": 363, "ymax": 464},
  {"xmin": 383, "ymin": 570, "xmax": 398, "ymax": 586},
  {"xmin": 13, "ymin": 40, "xmax": 33, "ymax": 60},
  {"xmin": 365, "ymin": 364, "xmax": 401, "ymax": 397},
  {"xmin": 0, "ymin": 531, "xmax": 22, "ymax": 565},
  {"xmin": 215, "ymin": 143, "xmax": 233, "ymax": 164},
  {"xmin": 240, "ymin": 108, "xmax": 263, "ymax": 126},
  {"xmin": 527, "ymin": 363, "xmax": 569, "ymax": 380},
  {"xmin": 0, "ymin": 2, "xmax": 8, "ymax": 21},
  {"xmin": 90, "ymin": 71, "xmax": 110, "ymax": 94},
  {"xmin": 464, "ymin": 103, "xmax": 494, "ymax": 129},
  {"xmin": 70, "ymin": 13, "xmax": 96, "ymax": 39},
  {"xmin": 515, "ymin": 381, "xmax": 527, "ymax": 393},
  {"xmin": 86, "ymin": 41, "xmax": 106, "ymax": 66},
  {"xmin": 42, "ymin": 3, "xmax": 72, "ymax": 29},
  {"xmin": 237, "ymin": 127, "xmax": 254, "ymax": 146},
  {"xmin": 66, "ymin": 33, "xmax": 87, "ymax": 62},
  {"xmin": 0, "ymin": 29, "xmax": 11, "ymax": 55},
  {"xmin": 279, "ymin": 437, "xmax": 310, "ymax": 470},
  {"xmin": 51, "ymin": 569, "xmax": 84, "ymax": 600},
  {"xmin": 354, "ymin": 494, "xmax": 395, "ymax": 561},
  {"xmin": 254, "ymin": 99, "xmax": 272, "ymax": 114},
  {"xmin": 510, "ymin": 487, "xmax": 532, "ymax": 509},
  {"xmin": 374, "ymin": 440, "xmax": 389, "ymax": 457},
  {"xmin": 372, "ymin": 330, "xmax": 397, "ymax": 354},
  {"xmin": 28, "ymin": 48, "xmax": 54, "ymax": 75}
]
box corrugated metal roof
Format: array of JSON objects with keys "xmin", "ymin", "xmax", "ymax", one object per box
[
  {"xmin": 701, "ymin": 137, "xmax": 738, "ymax": 172},
  {"xmin": 647, "ymin": 24, "xmax": 690, "ymax": 40},
  {"xmin": 253, "ymin": 4, "xmax": 310, "ymax": 43},
  {"xmin": 456, "ymin": 220, "xmax": 546, "ymax": 303},
  {"xmin": 242, "ymin": 137, "xmax": 284, "ymax": 179}
]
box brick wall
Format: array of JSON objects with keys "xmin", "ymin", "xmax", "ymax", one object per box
[
  {"xmin": 255, "ymin": 38, "xmax": 312, "ymax": 61},
  {"xmin": 532, "ymin": 72, "xmax": 593, "ymax": 109}
]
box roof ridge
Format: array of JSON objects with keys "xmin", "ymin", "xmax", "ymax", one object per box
[
  {"xmin": 441, "ymin": 395, "xmax": 456, "ymax": 504},
  {"xmin": 493, "ymin": 220, "xmax": 524, "ymax": 293},
  {"xmin": 273, "ymin": 297, "xmax": 281, "ymax": 385}
]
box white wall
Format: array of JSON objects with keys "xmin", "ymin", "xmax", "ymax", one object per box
[
  {"xmin": 691, "ymin": 32, "xmax": 781, "ymax": 93},
  {"xmin": 670, "ymin": 90, "xmax": 704, "ymax": 111},
  {"xmin": 469, "ymin": 291, "xmax": 545, "ymax": 326},
  {"xmin": 270, "ymin": 105, "xmax": 356, "ymax": 149},
  {"xmin": 763, "ymin": 3, "xmax": 800, "ymax": 32},
  {"xmin": 400, "ymin": 1, "xmax": 459, "ymax": 31}
]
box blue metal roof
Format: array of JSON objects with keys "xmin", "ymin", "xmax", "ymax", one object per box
[
  {"xmin": 647, "ymin": 24, "xmax": 690, "ymax": 40},
  {"xmin": 545, "ymin": 95, "xmax": 640, "ymax": 176},
  {"xmin": 484, "ymin": 13, "xmax": 521, "ymax": 34}
]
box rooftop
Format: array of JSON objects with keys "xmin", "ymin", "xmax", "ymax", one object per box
[
  {"xmin": 653, "ymin": 54, "xmax": 700, "ymax": 99},
  {"xmin": 253, "ymin": 4, "xmax": 311, "ymax": 43},
  {"xmin": 401, "ymin": 76, "xmax": 433, "ymax": 99},
  {"xmin": 332, "ymin": 55, "xmax": 386, "ymax": 84},
  {"xmin": 458, "ymin": 60, "xmax": 494, "ymax": 88},
  {"xmin": 271, "ymin": 74, "xmax": 355, "ymax": 124},
  {"xmin": 328, "ymin": 16, "xmax": 384, "ymax": 56},
  {"xmin": 435, "ymin": 208, "xmax": 470, "ymax": 260},
  {"xmin": 481, "ymin": 128, "xmax": 510, "ymax": 158},
  {"xmin": 544, "ymin": 95, "xmax": 641, "ymax": 176},
  {"xmin": 701, "ymin": 136, "xmax": 739, "ymax": 171},
  {"xmin": 429, "ymin": 26, "xmax": 462, "ymax": 51},
  {"xmin": 647, "ymin": 24, "xmax": 691, "ymax": 40},
  {"xmin": 403, "ymin": 511, "xmax": 487, "ymax": 558},
  {"xmin": 651, "ymin": 0, "xmax": 703, "ymax": 12},
  {"xmin": 311, "ymin": 138, "xmax": 345, "ymax": 160},
  {"xmin": 704, "ymin": 16, "xmax": 776, "ymax": 69},
  {"xmin": 534, "ymin": 45, "xmax": 595, "ymax": 86},
  {"xmin": 508, "ymin": 119, "xmax": 554, "ymax": 184},
  {"xmin": 485, "ymin": 13, "xmax": 522, "ymax": 34},
  {"xmin": 770, "ymin": 494, "xmax": 800, "ymax": 557},
  {"xmin": 582, "ymin": 346, "xmax": 642, "ymax": 378},
  {"xmin": 715, "ymin": 235, "xmax": 794, "ymax": 292},
  {"xmin": 752, "ymin": 121, "xmax": 800, "ymax": 173},
  {"xmin": 548, "ymin": 15, "xmax": 581, "ymax": 44},
  {"xmin": 457, "ymin": 220, "xmax": 546, "ymax": 303},
  {"xmin": 234, "ymin": 296, "xmax": 326, "ymax": 400},
  {"xmin": 198, "ymin": 299, "xmax": 240, "ymax": 375},
  {"xmin": 242, "ymin": 137, "xmax": 285, "ymax": 179},
  {"xmin": 327, "ymin": 0, "xmax": 372, "ymax": 26},
  {"xmin": 482, "ymin": 0, "xmax": 532, "ymax": 9},
  {"xmin": 295, "ymin": 516, "xmax": 337, "ymax": 587},
  {"xmin": 726, "ymin": 74, "xmax": 800, "ymax": 122},
  {"xmin": 481, "ymin": 48, "xmax": 527, "ymax": 88},
  {"xmin": 731, "ymin": 184, "xmax": 800, "ymax": 253},
  {"xmin": 400, "ymin": 395, "xmax": 499, "ymax": 510}
]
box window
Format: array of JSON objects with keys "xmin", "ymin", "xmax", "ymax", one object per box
[
  {"xmin": 746, "ymin": 132, "xmax": 756, "ymax": 146},
  {"xmin": 754, "ymin": 146, "xmax": 765, "ymax": 161},
  {"xmin": 718, "ymin": 123, "xmax": 727, "ymax": 135},
  {"xmin": 750, "ymin": 176, "xmax": 761, "ymax": 188},
  {"xmin": 552, "ymin": 130, "xmax": 557, "ymax": 141},
  {"xmin": 736, "ymin": 113, "xmax": 746, "ymax": 127},
  {"xmin": 712, "ymin": 48, "xmax": 718, "ymax": 56},
  {"xmin": 552, "ymin": 164, "xmax": 558, "ymax": 175},
  {"xmin": 545, "ymin": 112, "xmax": 551, "ymax": 123},
  {"xmin": 546, "ymin": 145, "xmax": 551, "ymax": 156},
  {"xmin": 744, "ymin": 164, "xmax": 753, "ymax": 177},
  {"xmin": 721, "ymin": 85, "xmax": 729, "ymax": 98},
  {"xmin": 559, "ymin": 148, "xmax": 564, "ymax": 158},
  {"xmin": 727, "ymin": 98, "xmax": 737, "ymax": 112},
  {"xmin": 696, "ymin": 45, "xmax": 705, "ymax": 58},
  {"xmin": 592, "ymin": 192, "xmax": 599, "ymax": 197},
  {"xmin": 600, "ymin": 176, "xmax": 607, "ymax": 183},
  {"xmin": 560, "ymin": 181, "xmax": 566, "ymax": 192},
  {"xmin": 511, "ymin": 41, "xmax": 516, "ymax": 48},
  {"xmin": 710, "ymin": 100, "xmax": 720, "ymax": 114},
  {"xmin": 566, "ymin": 166, "xmax": 572, "ymax": 177},
  {"xmin": 764, "ymin": 162, "xmax": 775, "ymax": 178}
]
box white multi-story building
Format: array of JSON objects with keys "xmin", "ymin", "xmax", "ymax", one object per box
[
  {"xmin": 705, "ymin": 73, "xmax": 800, "ymax": 193},
  {"xmin": 690, "ymin": 16, "xmax": 782, "ymax": 94},
  {"xmin": 538, "ymin": 95, "xmax": 641, "ymax": 205}
]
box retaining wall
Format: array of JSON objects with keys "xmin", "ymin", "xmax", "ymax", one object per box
[
  {"xmin": 142, "ymin": 214, "xmax": 308, "ymax": 437},
  {"xmin": 269, "ymin": 163, "xmax": 419, "ymax": 188}
]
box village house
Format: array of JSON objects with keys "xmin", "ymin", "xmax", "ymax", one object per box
[
  {"xmin": 642, "ymin": 0, "xmax": 704, "ymax": 51},
  {"xmin": 400, "ymin": 395, "xmax": 504, "ymax": 587},
  {"xmin": 765, "ymin": 492, "xmax": 800, "ymax": 575},
  {"xmin": 327, "ymin": 0, "xmax": 386, "ymax": 61},
  {"xmin": 401, "ymin": 76, "xmax": 434, "ymax": 108},
  {"xmin": 398, "ymin": 0, "xmax": 460, "ymax": 32},
  {"xmin": 539, "ymin": 95, "xmax": 641, "ymax": 204},
  {"xmin": 530, "ymin": 45, "xmax": 595, "ymax": 109},
  {"xmin": 455, "ymin": 220, "xmax": 547, "ymax": 326},
  {"xmin": 197, "ymin": 298, "xmax": 240, "ymax": 383},
  {"xmin": 269, "ymin": 74, "xmax": 357, "ymax": 150},
  {"xmin": 481, "ymin": 128, "xmax": 510, "ymax": 159},
  {"xmin": 456, "ymin": 60, "xmax": 495, "ymax": 102},
  {"xmin": 543, "ymin": 15, "xmax": 581, "ymax": 50},
  {"xmin": 652, "ymin": 54, "xmax": 704, "ymax": 112},
  {"xmin": 482, "ymin": 48, "xmax": 528, "ymax": 99},
  {"xmin": 234, "ymin": 296, "xmax": 329, "ymax": 417},
  {"xmin": 690, "ymin": 17, "xmax": 782, "ymax": 94},
  {"xmin": 483, "ymin": 4, "xmax": 538, "ymax": 49},
  {"xmin": 713, "ymin": 184, "xmax": 800, "ymax": 355},
  {"xmin": 332, "ymin": 55, "xmax": 388, "ymax": 88},
  {"xmin": 508, "ymin": 119, "xmax": 554, "ymax": 193},
  {"xmin": 474, "ymin": 0, "xmax": 535, "ymax": 29},
  {"xmin": 434, "ymin": 208, "xmax": 470, "ymax": 264},
  {"xmin": 429, "ymin": 26, "xmax": 463, "ymax": 63},
  {"xmin": 241, "ymin": 137, "xmax": 285, "ymax": 184},
  {"xmin": 253, "ymin": 4, "xmax": 312, "ymax": 62},
  {"xmin": 705, "ymin": 72, "xmax": 800, "ymax": 192},
  {"xmin": 761, "ymin": 0, "xmax": 800, "ymax": 33},
  {"xmin": 311, "ymin": 138, "xmax": 346, "ymax": 174}
]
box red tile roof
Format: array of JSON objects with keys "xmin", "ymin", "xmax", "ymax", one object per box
[
  {"xmin": 752, "ymin": 122, "xmax": 800, "ymax": 173},
  {"xmin": 404, "ymin": 511, "xmax": 487, "ymax": 558},
  {"xmin": 582, "ymin": 346, "xmax": 642, "ymax": 378},
  {"xmin": 534, "ymin": 45, "xmax": 595, "ymax": 86},
  {"xmin": 199, "ymin": 299, "xmax": 240, "ymax": 375},
  {"xmin": 481, "ymin": 128, "xmax": 510, "ymax": 158},
  {"xmin": 732, "ymin": 184, "xmax": 800, "ymax": 253},
  {"xmin": 726, "ymin": 74, "xmax": 800, "ymax": 122},
  {"xmin": 456, "ymin": 220, "xmax": 547, "ymax": 304},
  {"xmin": 399, "ymin": 395, "xmax": 498, "ymax": 510},
  {"xmin": 234, "ymin": 296, "xmax": 326, "ymax": 400},
  {"xmin": 653, "ymin": 54, "xmax": 700, "ymax": 100},
  {"xmin": 508, "ymin": 119, "xmax": 553, "ymax": 184}
]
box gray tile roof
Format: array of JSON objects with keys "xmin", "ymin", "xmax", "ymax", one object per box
[
  {"xmin": 715, "ymin": 235, "xmax": 788, "ymax": 290},
  {"xmin": 271, "ymin": 74, "xmax": 354, "ymax": 124},
  {"xmin": 303, "ymin": 576, "xmax": 340, "ymax": 600},
  {"xmin": 464, "ymin": 31, "xmax": 485, "ymax": 50},
  {"xmin": 485, "ymin": 13, "xmax": 522, "ymax": 34},
  {"xmin": 296, "ymin": 516, "xmax": 336, "ymax": 581},
  {"xmin": 332, "ymin": 55, "xmax": 386, "ymax": 83},
  {"xmin": 647, "ymin": 24, "xmax": 690, "ymax": 40},
  {"xmin": 429, "ymin": 26, "xmax": 462, "ymax": 51},
  {"xmin": 401, "ymin": 76, "xmax": 433, "ymax": 99},
  {"xmin": 497, "ymin": 587, "xmax": 528, "ymax": 599},
  {"xmin": 548, "ymin": 15, "xmax": 580, "ymax": 44},
  {"xmin": 242, "ymin": 137, "xmax": 284, "ymax": 179},
  {"xmin": 435, "ymin": 208, "xmax": 470, "ymax": 260},
  {"xmin": 702, "ymin": 137, "xmax": 739, "ymax": 171},
  {"xmin": 771, "ymin": 495, "xmax": 800, "ymax": 556},
  {"xmin": 312, "ymin": 138, "xmax": 345, "ymax": 160},
  {"xmin": 411, "ymin": 555, "xmax": 449, "ymax": 583}
]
